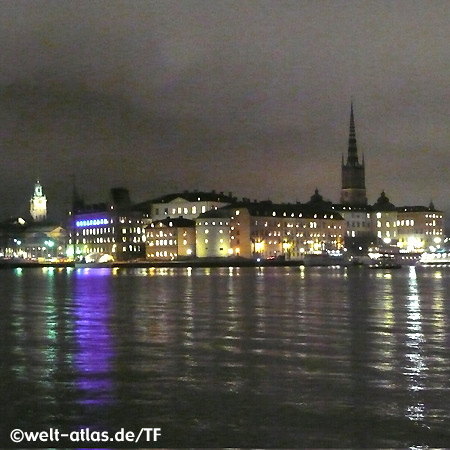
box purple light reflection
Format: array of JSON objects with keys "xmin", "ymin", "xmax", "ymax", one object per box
[{"xmin": 74, "ymin": 269, "xmax": 115, "ymax": 408}]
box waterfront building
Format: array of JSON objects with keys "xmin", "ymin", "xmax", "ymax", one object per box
[
  {"xmin": 371, "ymin": 191, "xmax": 398, "ymax": 245},
  {"xmin": 146, "ymin": 217, "xmax": 196, "ymax": 260},
  {"xmin": 396, "ymin": 203, "xmax": 444, "ymax": 252},
  {"xmin": 340, "ymin": 103, "xmax": 367, "ymax": 206},
  {"xmin": 334, "ymin": 204, "xmax": 373, "ymax": 252},
  {"xmin": 195, "ymin": 208, "xmax": 232, "ymax": 258},
  {"xmin": 0, "ymin": 217, "xmax": 66, "ymax": 260},
  {"xmin": 244, "ymin": 199, "xmax": 345, "ymax": 260},
  {"xmin": 145, "ymin": 190, "xmax": 237, "ymax": 222},
  {"xmin": 195, "ymin": 193, "xmax": 345, "ymax": 259},
  {"xmin": 68, "ymin": 188, "xmax": 146, "ymax": 261},
  {"xmin": 30, "ymin": 180, "xmax": 47, "ymax": 222}
]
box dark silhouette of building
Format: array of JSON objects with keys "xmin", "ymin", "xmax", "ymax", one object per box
[{"xmin": 340, "ymin": 103, "xmax": 367, "ymax": 206}]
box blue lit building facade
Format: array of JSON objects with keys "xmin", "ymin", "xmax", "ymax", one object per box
[
  {"xmin": 68, "ymin": 188, "xmax": 146, "ymax": 261},
  {"xmin": 69, "ymin": 210, "xmax": 146, "ymax": 261}
]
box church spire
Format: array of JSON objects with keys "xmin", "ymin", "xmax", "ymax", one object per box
[
  {"xmin": 340, "ymin": 101, "xmax": 367, "ymax": 206},
  {"xmin": 346, "ymin": 101, "xmax": 360, "ymax": 166},
  {"xmin": 71, "ymin": 175, "xmax": 84, "ymax": 213}
]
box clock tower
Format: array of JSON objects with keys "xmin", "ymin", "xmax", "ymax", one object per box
[{"xmin": 30, "ymin": 180, "xmax": 47, "ymax": 222}]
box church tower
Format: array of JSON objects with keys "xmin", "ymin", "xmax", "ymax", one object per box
[
  {"xmin": 340, "ymin": 103, "xmax": 367, "ymax": 206},
  {"xmin": 30, "ymin": 180, "xmax": 47, "ymax": 221}
]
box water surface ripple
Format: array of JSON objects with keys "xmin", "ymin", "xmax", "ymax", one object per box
[{"xmin": 1, "ymin": 265, "xmax": 450, "ymax": 447}]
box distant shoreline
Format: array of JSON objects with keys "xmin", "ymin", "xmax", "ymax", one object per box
[{"xmin": 0, "ymin": 258, "xmax": 308, "ymax": 269}]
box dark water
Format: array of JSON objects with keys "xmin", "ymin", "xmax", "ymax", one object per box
[{"xmin": 1, "ymin": 265, "xmax": 450, "ymax": 448}]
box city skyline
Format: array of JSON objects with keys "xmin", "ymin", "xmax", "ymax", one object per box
[{"xmin": 1, "ymin": 1, "xmax": 450, "ymax": 223}]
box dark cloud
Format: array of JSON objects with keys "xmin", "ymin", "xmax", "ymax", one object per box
[{"xmin": 1, "ymin": 1, "xmax": 450, "ymax": 224}]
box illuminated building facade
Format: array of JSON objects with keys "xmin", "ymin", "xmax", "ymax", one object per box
[
  {"xmin": 195, "ymin": 194, "xmax": 345, "ymax": 259},
  {"xmin": 243, "ymin": 203, "xmax": 345, "ymax": 260},
  {"xmin": 0, "ymin": 219, "xmax": 66, "ymax": 261},
  {"xmin": 396, "ymin": 204, "xmax": 444, "ymax": 251},
  {"xmin": 146, "ymin": 217, "xmax": 196, "ymax": 260},
  {"xmin": 371, "ymin": 191, "xmax": 398, "ymax": 244},
  {"xmin": 195, "ymin": 209, "xmax": 232, "ymax": 258},
  {"xmin": 148, "ymin": 191, "xmax": 237, "ymax": 221},
  {"xmin": 68, "ymin": 188, "xmax": 146, "ymax": 261},
  {"xmin": 70, "ymin": 211, "xmax": 146, "ymax": 261}
]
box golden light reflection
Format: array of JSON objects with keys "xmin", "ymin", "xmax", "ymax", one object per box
[
  {"xmin": 404, "ymin": 267, "xmax": 427, "ymax": 423},
  {"xmin": 299, "ymin": 265, "xmax": 305, "ymax": 280}
]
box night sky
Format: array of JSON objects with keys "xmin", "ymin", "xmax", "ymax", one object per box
[{"xmin": 1, "ymin": 1, "xmax": 450, "ymax": 223}]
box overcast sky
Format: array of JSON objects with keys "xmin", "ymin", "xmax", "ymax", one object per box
[{"xmin": 1, "ymin": 0, "xmax": 450, "ymax": 221}]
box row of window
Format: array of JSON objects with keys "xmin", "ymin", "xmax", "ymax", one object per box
[
  {"xmin": 197, "ymin": 221, "xmax": 229, "ymax": 226},
  {"xmin": 80, "ymin": 226, "xmax": 143, "ymax": 236},
  {"xmin": 155, "ymin": 205, "xmax": 208, "ymax": 216},
  {"xmin": 80, "ymin": 245, "xmax": 141, "ymax": 253}
]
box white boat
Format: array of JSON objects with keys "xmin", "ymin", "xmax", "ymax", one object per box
[
  {"xmin": 419, "ymin": 251, "xmax": 450, "ymax": 265},
  {"xmin": 74, "ymin": 252, "xmax": 114, "ymax": 268}
]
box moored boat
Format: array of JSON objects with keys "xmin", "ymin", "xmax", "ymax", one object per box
[
  {"xmin": 369, "ymin": 255, "xmax": 402, "ymax": 269},
  {"xmin": 419, "ymin": 251, "xmax": 450, "ymax": 266}
]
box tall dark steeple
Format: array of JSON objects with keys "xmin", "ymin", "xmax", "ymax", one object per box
[
  {"xmin": 71, "ymin": 175, "xmax": 84, "ymax": 213},
  {"xmin": 340, "ymin": 102, "xmax": 367, "ymax": 206}
]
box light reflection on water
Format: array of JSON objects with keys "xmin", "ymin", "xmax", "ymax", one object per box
[
  {"xmin": 404, "ymin": 267, "xmax": 426, "ymax": 426},
  {"xmin": 1, "ymin": 265, "xmax": 450, "ymax": 447},
  {"xmin": 73, "ymin": 269, "xmax": 115, "ymax": 411}
]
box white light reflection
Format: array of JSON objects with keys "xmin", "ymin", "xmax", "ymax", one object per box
[
  {"xmin": 299, "ymin": 265, "xmax": 305, "ymax": 280},
  {"xmin": 404, "ymin": 266, "xmax": 427, "ymax": 424}
]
